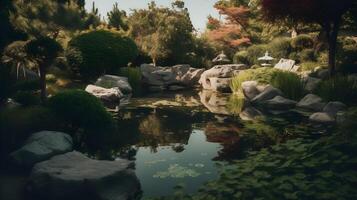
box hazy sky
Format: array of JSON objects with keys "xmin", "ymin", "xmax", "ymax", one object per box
[{"xmin": 85, "ymin": 0, "xmax": 220, "ymax": 32}]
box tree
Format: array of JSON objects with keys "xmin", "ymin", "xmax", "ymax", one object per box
[
  {"xmin": 26, "ymin": 37, "xmax": 62, "ymax": 103},
  {"xmin": 128, "ymin": 1, "xmax": 194, "ymax": 66},
  {"xmin": 261, "ymin": 0, "xmax": 356, "ymax": 75},
  {"xmin": 107, "ymin": 3, "xmax": 128, "ymax": 30}
]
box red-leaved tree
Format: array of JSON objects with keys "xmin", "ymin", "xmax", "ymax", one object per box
[{"xmin": 261, "ymin": 0, "xmax": 355, "ymax": 75}]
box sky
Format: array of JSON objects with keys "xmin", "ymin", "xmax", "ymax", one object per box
[{"xmin": 85, "ymin": 0, "xmax": 220, "ymax": 32}]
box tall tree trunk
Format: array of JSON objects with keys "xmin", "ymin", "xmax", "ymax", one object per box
[
  {"xmin": 327, "ymin": 19, "xmax": 341, "ymax": 76},
  {"xmin": 39, "ymin": 64, "xmax": 47, "ymax": 103}
]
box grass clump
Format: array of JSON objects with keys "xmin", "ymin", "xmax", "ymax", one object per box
[
  {"xmin": 230, "ymin": 67, "xmax": 278, "ymax": 93},
  {"xmin": 314, "ymin": 76, "xmax": 357, "ymax": 105},
  {"xmin": 271, "ymin": 71, "xmax": 305, "ymax": 100},
  {"xmin": 299, "ymin": 61, "xmax": 320, "ymax": 71},
  {"xmin": 118, "ymin": 67, "xmax": 142, "ymax": 95}
]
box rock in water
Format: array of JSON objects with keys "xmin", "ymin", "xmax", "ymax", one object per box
[
  {"xmin": 263, "ymin": 96, "xmax": 297, "ymax": 110},
  {"xmin": 297, "ymin": 94, "xmax": 325, "ymax": 111},
  {"xmin": 10, "ymin": 131, "xmax": 73, "ymax": 167},
  {"xmin": 251, "ymin": 86, "xmax": 282, "ymax": 103},
  {"xmin": 95, "ymin": 75, "xmax": 133, "ymax": 94},
  {"xmin": 29, "ymin": 151, "xmax": 141, "ymax": 200},
  {"xmin": 199, "ymin": 64, "xmax": 247, "ymax": 91},
  {"xmin": 241, "ymin": 81, "xmax": 260, "ymax": 100},
  {"xmin": 85, "ymin": 84, "xmax": 123, "ymax": 102}
]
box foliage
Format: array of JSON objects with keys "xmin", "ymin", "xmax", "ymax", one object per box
[
  {"xmin": 118, "ymin": 67, "xmax": 143, "ymax": 95},
  {"xmin": 246, "ymin": 44, "xmax": 267, "ymax": 65},
  {"xmin": 48, "ymin": 90, "xmax": 114, "ymax": 134},
  {"xmin": 267, "ymin": 37, "xmax": 292, "ymax": 59},
  {"xmin": 68, "ymin": 30, "xmax": 138, "ymax": 80},
  {"xmin": 299, "ymin": 61, "xmax": 320, "ymax": 72},
  {"xmin": 291, "ymin": 34, "xmax": 314, "ymax": 51},
  {"xmin": 314, "ymin": 76, "xmax": 357, "ymax": 105},
  {"xmin": 107, "ymin": 3, "xmax": 128, "ymax": 30},
  {"xmin": 233, "ymin": 50, "xmax": 249, "ymax": 64},
  {"xmin": 261, "ymin": 0, "xmax": 356, "ymax": 74},
  {"xmin": 231, "ymin": 67, "xmax": 278, "ymax": 92},
  {"xmin": 26, "ymin": 36, "xmax": 63, "ymax": 102},
  {"xmin": 0, "ymin": 63, "xmax": 15, "ymax": 102},
  {"xmin": 10, "ymin": 0, "xmax": 88, "ymax": 38},
  {"xmin": 299, "ymin": 49, "xmax": 316, "ymax": 62},
  {"xmin": 271, "ymin": 71, "xmax": 305, "ymax": 100},
  {"xmin": 186, "ymin": 36, "xmax": 216, "ymax": 68},
  {"xmin": 0, "ymin": 106, "xmax": 59, "ymax": 153},
  {"xmin": 338, "ymin": 43, "xmax": 357, "ymax": 73},
  {"xmin": 12, "ymin": 91, "xmax": 40, "ymax": 106},
  {"xmin": 128, "ymin": 2, "xmax": 193, "ymax": 66}
]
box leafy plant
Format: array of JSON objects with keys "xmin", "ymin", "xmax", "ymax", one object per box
[
  {"xmin": 268, "ymin": 37, "xmax": 292, "ymax": 59},
  {"xmin": 233, "ymin": 50, "xmax": 249, "ymax": 65},
  {"xmin": 291, "ymin": 34, "xmax": 314, "ymax": 50},
  {"xmin": 246, "ymin": 44, "xmax": 267, "ymax": 65},
  {"xmin": 271, "ymin": 71, "xmax": 305, "ymax": 100},
  {"xmin": 314, "ymin": 76, "xmax": 357, "ymax": 105},
  {"xmin": 299, "ymin": 48, "xmax": 316, "ymax": 62}
]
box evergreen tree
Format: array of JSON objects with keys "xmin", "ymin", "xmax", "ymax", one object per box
[{"xmin": 107, "ymin": 3, "xmax": 128, "ymax": 30}]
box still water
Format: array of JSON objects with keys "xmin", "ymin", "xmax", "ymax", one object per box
[{"xmin": 81, "ymin": 90, "xmax": 324, "ymax": 198}]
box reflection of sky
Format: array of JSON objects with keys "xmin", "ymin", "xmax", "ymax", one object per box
[
  {"xmin": 86, "ymin": 0, "xmax": 220, "ymax": 32},
  {"xmin": 133, "ymin": 130, "xmax": 221, "ymax": 197}
]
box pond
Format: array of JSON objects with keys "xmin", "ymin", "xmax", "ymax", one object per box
[{"xmin": 78, "ymin": 90, "xmax": 329, "ymax": 198}]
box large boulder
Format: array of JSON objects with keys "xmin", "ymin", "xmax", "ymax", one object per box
[
  {"xmin": 85, "ymin": 85, "xmax": 123, "ymax": 102},
  {"xmin": 140, "ymin": 64, "xmax": 204, "ymax": 90},
  {"xmin": 263, "ymin": 96, "xmax": 297, "ymax": 110},
  {"xmin": 95, "ymin": 75, "xmax": 132, "ymax": 94},
  {"xmin": 323, "ymin": 101, "xmax": 347, "ymax": 116},
  {"xmin": 199, "ymin": 64, "xmax": 247, "ymax": 91},
  {"xmin": 241, "ymin": 81, "xmax": 260, "ymax": 100},
  {"xmin": 297, "ymin": 94, "xmax": 325, "ymax": 111},
  {"xmin": 10, "ymin": 131, "xmax": 73, "ymax": 167},
  {"xmin": 251, "ymin": 86, "xmax": 282, "ymax": 103},
  {"xmin": 309, "ymin": 112, "xmax": 335, "ymax": 124},
  {"xmin": 303, "ymin": 76, "xmax": 321, "ymax": 92},
  {"xmin": 28, "ymin": 151, "xmax": 141, "ymax": 200}
]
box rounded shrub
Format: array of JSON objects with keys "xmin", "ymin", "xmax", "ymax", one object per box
[
  {"xmin": 291, "ymin": 34, "xmax": 314, "ymax": 50},
  {"xmin": 268, "ymin": 37, "xmax": 292, "ymax": 59},
  {"xmin": 48, "ymin": 90, "xmax": 114, "ymax": 134},
  {"xmin": 246, "ymin": 45, "xmax": 267, "ymax": 65},
  {"xmin": 233, "ymin": 51, "xmax": 249, "ymax": 65},
  {"xmin": 68, "ymin": 30, "xmax": 138, "ymax": 80},
  {"xmin": 299, "ymin": 49, "xmax": 316, "ymax": 62}
]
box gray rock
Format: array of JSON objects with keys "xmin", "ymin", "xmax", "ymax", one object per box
[
  {"xmin": 85, "ymin": 84, "xmax": 123, "ymax": 102},
  {"xmin": 29, "ymin": 151, "xmax": 141, "ymax": 200},
  {"xmin": 316, "ymin": 69, "xmax": 330, "ymax": 80},
  {"xmin": 297, "ymin": 94, "xmax": 325, "ymax": 111},
  {"xmin": 241, "ymin": 81, "xmax": 259, "ymax": 100},
  {"xmin": 323, "ymin": 101, "xmax": 347, "ymax": 116},
  {"xmin": 303, "ymin": 76, "xmax": 321, "ymax": 92},
  {"xmin": 263, "ymin": 96, "xmax": 297, "ymax": 110},
  {"xmin": 274, "ymin": 59, "xmax": 296, "ymax": 71},
  {"xmin": 10, "ymin": 131, "xmax": 73, "ymax": 167},
  {"xmin": 95, "ymin": 75, "xmax": 133, "ymax": 94},
  {"xmin": 309, "ymin": 112, "xmax": 335, "ymax": 124},
  {"xmin": 199, "ymin": 64, "xmax": 247, "ymax": 91},
  {"xmin": 239, "ymin": 106, "xmax": 264, "ymax": 121},
  {"xmin": 208, "ymin": 77, "xmax": 232, "ymax": 93},
  {"xmin": 251, "ymin": 86, "xmax": 282, "ymax": 103}
]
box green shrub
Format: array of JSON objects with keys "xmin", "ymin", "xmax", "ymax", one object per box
[
  {"xmin": 299, "ymin": 49, "xmax": 316, "ymax": 62},
  {"xmin": 12, "ymin": 91, "xmax": 40, "ymax": 106},
  {"xmin": 291, "ymin": 34, "xmax": 314, "ymax": 50},
  {"xmin": 338, "ymin": 45, "xmax": 357, "ymax": 73},
  {"xmin": 246, "ymin": 44, "xmax": 267, "ymax": 65},
  {"xmin": 13, "ymin": 79, "xmax": 40, "ymax": 91},
  {"xmin": 233, "ymin": 51, "xmax": 249, "ymax": 64},
  {"xmin": 231, "ymin": 67, "xmax": 278, "ymax": 93},
  {"xmin": 268, "ymin": 37, "xmax": 292, "ymax": 59},
  {"xmin": 300, "ymin": 62, "xmax": 320, "ymax": 71},
  {"xmin": 288, "ymin": 52, "xmax": 299, "ymax": 61},
  {"xmin": 315, "ymin": 76, "xmax": 357, "ymax": 105},
  {"xmin": 48, "ymin": 90, "xmax": 114, "ymax": 134},
  {"xmin": 271, "ymin": 71, "xmax": 305, "ymax": 100},
  {"xmin": 68, "ymin": 30, "xmax": 138, "ymax": 80},
  {"xmin": 118, "ymin": 67, "xmax": 143, "ymax": 95},
  {"xmin": 0, "ymin": 106, "xmax": 58, "ymax": 153}
]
